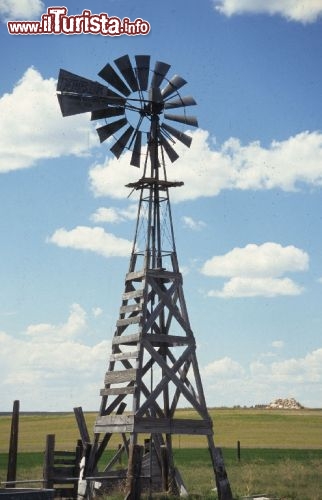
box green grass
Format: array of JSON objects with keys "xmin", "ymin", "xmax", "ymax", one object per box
[
  {"xmin": 1, "ymin": 409, "xmax": 322, "ymax": 498},
  {"xmin": 1, "ymin": 449, "xmax": 322, "ymax": 499},
  {"xmin": 1, "ymin": 408, "xmax": 321, "ymax": 452}
]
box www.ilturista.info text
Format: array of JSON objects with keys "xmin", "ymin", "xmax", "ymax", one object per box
[{"xmin": 7, "ymin": 7, "xmax": 151, "ymax": 35}]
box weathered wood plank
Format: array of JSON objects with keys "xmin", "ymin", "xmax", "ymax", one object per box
[
  {"xmin": 120, "ymin": 303, "xmax": 142, "ymax": 314},
  {"xmin": 126, "ymin": 270, "xmax": 145, "ymax": 282},
  {"xmin": 134, "ymin": 416, "xmax": 212, "ymax": 435},
  {"xmin": 94, "ymin": 415, "xmax": 212, "ymax": 435},
  {"xmin": 122, "ymin": 288, "xmax": 144, "ymax": 300},
  {"xmin": 116, "ymin": 315, "xmax": 141, "ymax": 327},
  {"xmin": 112, "ymin": 332, "xmax": 141, "ymax": 345},
  {"xmin": 110, "ymin": 350, "xmax": 139, "ymax": 361},
  {"xmin": 104, "ymin": 368, "xmax": 137, "ymax": 384},
  {"xmin": 94, "ymin": 414, "xmax": 134, "ymax": 434},
  {"xmin": 100, "ymin": 386, "xmax": 135, "ymax": 396}
]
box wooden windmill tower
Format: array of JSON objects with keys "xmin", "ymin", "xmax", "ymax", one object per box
[{"xmin": 57, "ymin": 55, "xmax": 232, "ymax": 499}]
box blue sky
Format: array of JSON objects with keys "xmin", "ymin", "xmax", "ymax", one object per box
[{"xmin": 1, "ymin": 0, "xmax": 322, "ymax": 411}]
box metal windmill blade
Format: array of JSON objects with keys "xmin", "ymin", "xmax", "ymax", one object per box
[
  {"xmin": 57, "ymin": 54, "xmax": 198, "ymax": 165},
  {"xmin": 114, "ymin": 55, "xmax": 139, "ymax": 92},
  {"xmin": 96, "ymin": 118, "xmax": 128, "ymax": 143},
  {"xmin": 135, "ymin": 55, "xmax": 150, "ymax": 91},
  {"xmin": 161, "ymin": 74, "xmax": 187, "ymax": 99},
  {"xmin": 161, "ymin": 122, "xmax": 192, "ymax": 148},
  {"xmin": 164, "ymin": 95, "xmax": 197, "ymax": 109},
  {"xmin": 164, "ymin": 113, "xmax": 198, "ymax": 127},
  {"xmin": 150, "ymin": 60, "xmax": 171, "ymax": 89},
  {"xmin": 98, "ymin": 63, "xmax": 131, "ymax": 97}
]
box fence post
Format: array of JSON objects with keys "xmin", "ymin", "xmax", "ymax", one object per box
[
  {"xmin": 6, "ymin": 400, "xmax": 20, "ymax": 488},
  {"xmin": 237, "ymin": 440, "xmax": 241, "ymax": 462},
  {"xmin": 43, "ymin": 434, "xmax": 55, "ymax": 489}
]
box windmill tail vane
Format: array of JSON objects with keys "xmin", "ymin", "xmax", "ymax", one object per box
[{"xmin": 56, "ymin": 54, "xmax": 233, "ymax": 500}]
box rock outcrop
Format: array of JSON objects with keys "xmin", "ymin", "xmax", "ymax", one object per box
[{"xmin": 266, "ymin": 397, "xmax": 303, "ymax": 409}]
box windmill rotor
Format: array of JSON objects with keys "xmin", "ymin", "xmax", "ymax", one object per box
[{"xmin": 57, "ymin": 55, "xmax": 198, "ymax": 168}]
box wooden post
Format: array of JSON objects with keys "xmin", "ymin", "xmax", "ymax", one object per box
[
  {"xmin": 125, "ymin": 444, "xmax": 143, "ymax": 500},
  {"xmin": 237, "ymin": 440, "xmax": 241, "ymax": 462},
  {"xmin": 6, "ymin": 400, "xmax": 19, "ymax": 488},
  {"xmin": 43, "ymin": 434, "xmax": 55, "ymax": 489},
  {"xmin": 74, "ymin": 407, "xmax": 91, "ymax": 447},
  {"xmin": 160, "ymin": 445, "xmax": 169, "ymax": 492}
]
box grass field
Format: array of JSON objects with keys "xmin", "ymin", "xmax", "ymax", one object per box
[{"xmin": 1, "ymin": 408, "xmax": 322, "ymax": 499}]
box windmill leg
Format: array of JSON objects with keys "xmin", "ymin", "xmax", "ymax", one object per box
[{"xmin": 207, "ymin": 435, "xmax": 233, "ymax": 500}]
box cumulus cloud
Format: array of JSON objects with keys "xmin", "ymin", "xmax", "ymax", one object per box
[
  {"xmin": 214, "ymin": 0, "xmax": 322, "ymax": 24},
  {"xmin": 182, "ymin": 216, "xmax": 206, "ymax": 231},
  {"xmin": 89, "ymin": 129, "xmax": 322, "ymax": 202},
  {"xmin": 201, "ymin": 242, "xmax": 308, "ymax": 298},
  {"xmin": 90, "ymin": 205, "xmax": 137, "ymax": 224},
  {"xmin": 26, "ymin": 303, "xmax": 87, "ymax": 342},
  {"xmin": 251, "ymin": 348, "xmax": 322, "ymax": 384},
  {"xmin": 0, "ymin": 304, "xmax": 111, "ymax": 410},
  {"xmin": 0, "ymin": 0, "xmax": 44, "ymax": 21},
  {"xmin": 203, "ymin": 356, "xmax": 244, "ymax": 377},
  {"xmin": 202, "ymin": 348, "xmax": 322, "ymax": 407},
  {"xmin": 0, "ymin": 67, "xmax": 97, "ymax": 172},
  {"xmin": 48, "ymin": 226, "xmax": 132, "ymax": 258}
]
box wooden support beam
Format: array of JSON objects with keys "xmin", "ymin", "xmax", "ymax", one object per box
[
  {"xmin": 142, "ymin": 333, "xmax": 193, "ymax": 346},
  {"xmin": 125, "ymin": 444, "xmax": 143, "ymax": 500},
  {"xmin": 73, "ymin": 406, "xmax": 91, "ymax": 447}
]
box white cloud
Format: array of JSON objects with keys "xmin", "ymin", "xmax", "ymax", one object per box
[
  {"xmin": 202, "ymin": 348, "xmax": 322, "ymax": 408},
  {"xmin": 0, "ymin": 67, "xmax": 97, "ymax": 173},
  {"xmin": 0, "ymin": 304, "xmax": 112, "ymax": 410},
  {"xmin": 182, "ymin": 216, "xmax": 206, "ymax": 231},
  {"xmin": 0, "ymin": 0, "xmax": 44, "ymax": 21},
  {"xmin": 251, "ymin": 348, "xmax": 322, "ymax": 384},
  {"xmin": 203, "ymin": 356, "xmax": 244, "ymax": 377},
  {"xmin": 26, "ymin": 303, "xmax": 87, "ymax": 342},
  {"xmin": 272, "ymin": 340, "xmax": 284, "ymax": 349},
  {"xmin": 202, "ymin": 243, "xmax": 309, "ymax": 278},
  {"xmin": 202, "ymin": 242, "xmax": 308, "ymax": 298},
  {"xmin": 90, "ymin": 205, "xmax": 137, "ymax": 224},
  {"xmin": 48, "ymin": 226, "xmax": 132, "ymax": 258},
  {"xmin": 89, "ymin": 129, "xmax": 322, "ymax": 202},
  {"xmin": 208, "ymin": 276, "xmax": 304, "ymax": 298},
  {"xmin": 92, "ymin": 307, "xmax": 103, "ymax": 318},
  {"xmin": 214, "ymin": 0, "xmax": 322, "ymax": 23}
]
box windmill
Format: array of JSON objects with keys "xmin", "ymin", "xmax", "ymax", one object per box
[{"xmin": 57, "ymin": 55, "xmax": 232, "ymax": 499}]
